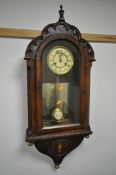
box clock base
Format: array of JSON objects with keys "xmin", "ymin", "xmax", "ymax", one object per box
[{"xmin": 34, "ymin": 136, "xmax": 84, "ymax": 168}]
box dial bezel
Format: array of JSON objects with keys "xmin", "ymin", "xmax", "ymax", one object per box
[{"xmin": 47, "ymin": 46, "xmax": 74, "ymax": 75}]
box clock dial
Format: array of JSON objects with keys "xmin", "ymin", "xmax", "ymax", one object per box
[{"xmin": 47, "ymin": 46, "xmax": 74, "ymax": 75}]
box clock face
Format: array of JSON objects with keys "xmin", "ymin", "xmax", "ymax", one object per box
[{"xmin": 47, "ymin": 46, "xmax": 74, "ymax": 75}]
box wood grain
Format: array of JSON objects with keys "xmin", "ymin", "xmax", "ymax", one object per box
[
  {"xmin": 82, "ymin": 33, "xmax": 116, "ymax": 43},
  {"xmin": 0, "ymin": 27, "xmax": 41, "ymax": 39},
  {"xmin": 0, "ymin": 27, "xmax": 116, "ymax": 43}
]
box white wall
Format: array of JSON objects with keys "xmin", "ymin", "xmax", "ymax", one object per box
[{"xmin": 0, "ymin": 0, "xmax": 116, "ymax": 175}]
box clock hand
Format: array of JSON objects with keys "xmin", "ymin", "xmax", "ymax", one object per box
[
  {"xmin": 59, "ymin": 55, "xmax": 62, "ymax": 63},
  {"xmin": 59, "ymin": 52, "xmax": 63, "ymax": 63}
]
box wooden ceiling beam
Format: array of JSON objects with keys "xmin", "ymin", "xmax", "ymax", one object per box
[{"xmin": 0, "ymin": 27, "xmax": 116, "ymax": 43}]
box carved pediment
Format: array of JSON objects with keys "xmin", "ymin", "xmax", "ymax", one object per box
[{"xmin": 25, "ymin": 5, "xmax": 95, "ymax": 62}]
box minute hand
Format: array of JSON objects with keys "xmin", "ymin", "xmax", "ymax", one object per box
[{"xmin": 59, "ymin": 53, "xmax": 63, "ymax": 63}]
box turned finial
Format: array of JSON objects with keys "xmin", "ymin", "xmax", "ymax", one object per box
[{"xmin": 59, "ymin": 4, "xmax": 65, "ymax": 22}]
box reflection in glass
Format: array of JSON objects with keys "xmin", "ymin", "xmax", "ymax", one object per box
[
  {"xmin": 42, "ymin": 39, "xmax": 81, "ymax": 127},
  {"xmin": 42, "ymin": 83, "xmax": 68, "ymax": 118},
  {"xmin": 42, "ymin": 82, "xmax": 80, "ymax": 127}
]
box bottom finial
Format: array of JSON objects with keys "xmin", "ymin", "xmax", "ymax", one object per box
[{"xmin": 55, "ymin": 164, "xmax": 60, "ymax": 169}]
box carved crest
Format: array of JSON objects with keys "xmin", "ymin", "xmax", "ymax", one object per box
[{"xmin": 25, "ymin": 5, "xmax": 95, "ymax": 62}]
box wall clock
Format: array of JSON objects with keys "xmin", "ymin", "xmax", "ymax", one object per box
[{"xmin": 24, "ymin": 5, "xmax": 95, "ymax": 168}]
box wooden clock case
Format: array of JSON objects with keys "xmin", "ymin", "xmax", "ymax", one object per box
[{"xmin": 24, "ymin": 5, "xmax": 95, "ymax": 168}]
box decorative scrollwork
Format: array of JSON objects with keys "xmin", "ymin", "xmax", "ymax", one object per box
[{"xmin": 25, "ymin": 5, "xmax": 95, "ymax": 62}]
